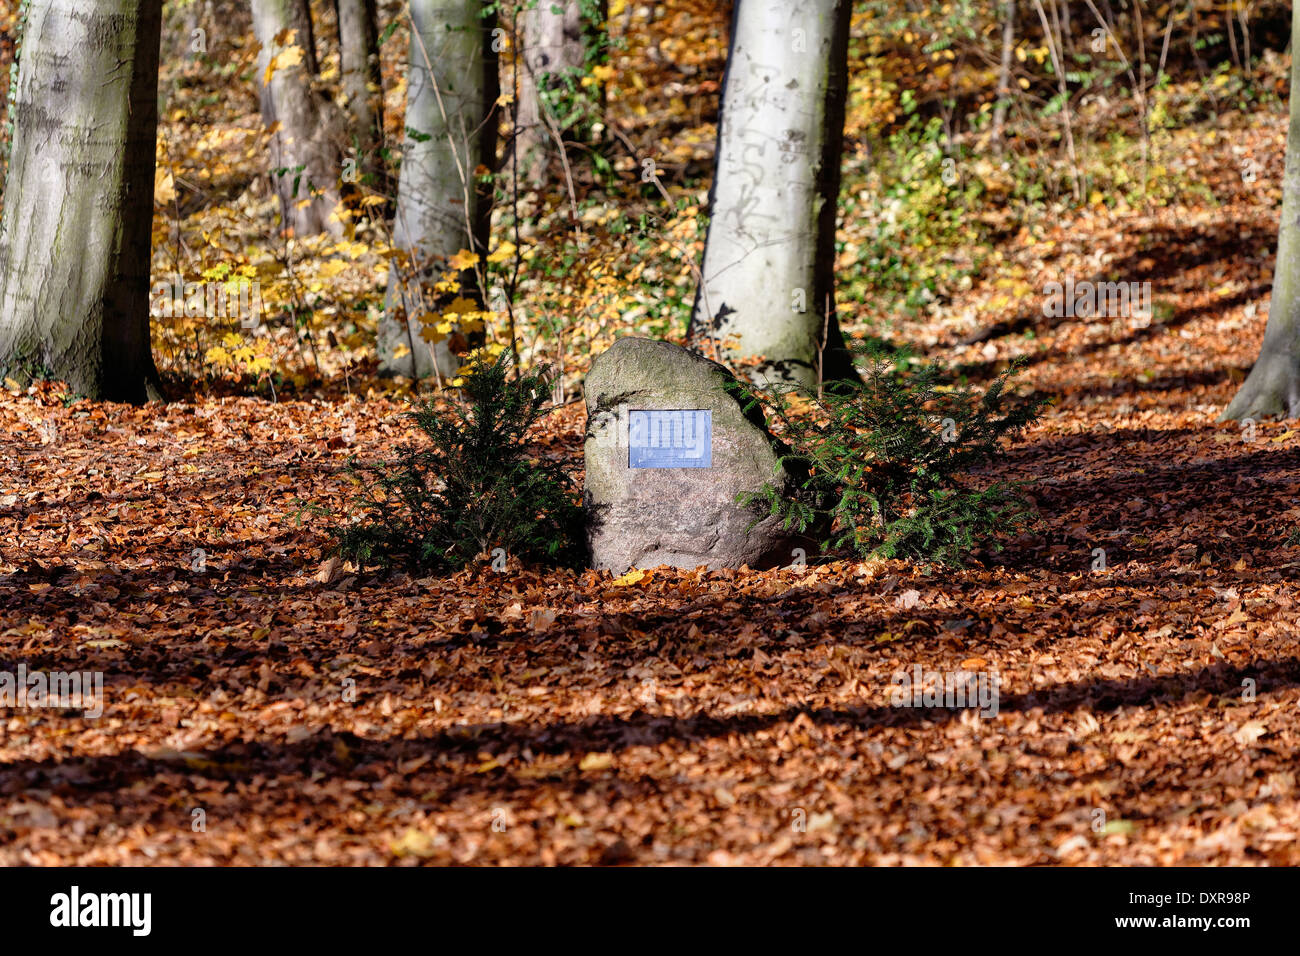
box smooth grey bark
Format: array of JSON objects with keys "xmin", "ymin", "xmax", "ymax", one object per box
[
  {"xmin": 688, "ymin": 0, "xmax": 855, "ymax": 388},
  {"xmin": 378, "ymin": 0, "xmax": 498, "ymax": 380},
  {"xmin": 335, "ymin": 0, "xmax": 386, "ymax": 193},
  {"xmin": 251, "ymin": 0, "xmax": 344, "ymax": 237},
  {"xmin": 513, "ymin": 0, "xmax": 585, "ymax": 188},
  {"xmin": 1222, "ymin": 2, "xmax": 1300, "ymax": 420},
  {"xmin": 0, "ymin": 0, "xmax": 163, "ymax": 403}
]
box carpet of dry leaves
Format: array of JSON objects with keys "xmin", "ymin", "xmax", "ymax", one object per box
[
  {"xmin": 5, "ymin": 3, "xmax": 1300, "ymax": 866},
  {"xmin": 6, "ymin": 159, "xmax": 1300, "ymax": 864}
]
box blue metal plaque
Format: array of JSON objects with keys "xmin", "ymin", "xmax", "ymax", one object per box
[{"xmin": 628, "ymin": 409, "xmax": 711, "ymax": 468}]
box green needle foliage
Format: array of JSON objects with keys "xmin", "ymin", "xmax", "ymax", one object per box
[
  {"xmin": 332, "ymin": 354, "xmax": 583, "ymax": 572},
  {"xmin": 736, "ymin": 342, "xmax": 1047, "ymax": 567}
]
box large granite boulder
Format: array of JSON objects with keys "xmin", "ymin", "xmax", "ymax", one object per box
[{"xmin": 583, "ymin": 337, "xmax": 808, "ymax": 571}]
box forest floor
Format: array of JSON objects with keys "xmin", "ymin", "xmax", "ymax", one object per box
[
  {"xmin": 4, "ymin": 165, "xmax": 1300, "ymax": 864},
  {"xmin": 4, "ymin": 1, "xmax": 1300, "ymax": 864}
]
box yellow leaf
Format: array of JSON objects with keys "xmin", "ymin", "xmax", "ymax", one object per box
[
  {"xmin": 447, "ymin": 248, "xmax": 480, "ymax": 271},
  {"xmin": 579, "ymin": 752, "xmax": 613, "ymax": 771},
  {"xmin": 264, "ymin": 43, "xmax": 305, "ymax": 86},
  {"xmin": 486, "ymin": 240, "xmax": 516, "ymax": 264},
  {"xmin": 443, "ymin": 296, "xmax": 477, "ymax": 316},
  {"xmin": 389, "ymin": 827, "xmax": 438, "ymax": 858},
  {"xmin": 154, "ymin": 169, "xmax": 177, "ymax": 204},
  {"xmin": 611, "ymin": 568, "xmax": 649, "ymax": 587}
]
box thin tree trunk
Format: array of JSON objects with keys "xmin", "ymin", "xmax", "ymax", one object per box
[
  {"xmin": 1222, "ymin": 2, "xmax": 1300, "ymax": 420},
  {"xmin": 688, "ymin": 0, "xmax": 856, "ymax": 388},
  {"xmin": 0, "ymin": 0, "xmax": 163, "ymax": 403},
  {"xmin": 514, "ymin": 0, "xmax": 585, "ymax": 188},
  {"xmin": 992, "ymin": 0, "xmax": 1016, "ymax": 150},
  {"xmin": 1030, "ymin": 0, "xmax": 1081, "ymax": 201},
  {"xmin": 251, "ymin": 0, "xmax": 344, "ymax": 237},
  {"xmin": 1226, "ymin": 0, "xmax": 1242, "ymax": 73},
  {"xmin": 378, "ymin": 0, "xmax": 499, "ymax": 380},
  {"xmin": 335, "ymin": 0, "xmax": 386, "ymax": 194},
  {"xmin": 1238, "ymin": 0, "xmax": 1253, "ymax": 84}
]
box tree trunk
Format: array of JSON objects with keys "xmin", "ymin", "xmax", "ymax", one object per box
[
  {"xmin": 1222, "ymin": 2, "xmax": 1300, "ymax": 420},
  {"xmin": 251, "ymin": 0, "xmax": 344, "ymax": 238},
  {"xmin": 992, "ymin": 0, "xmax": 1016, "ymax": 150},
  {"xmin": 0, "ymin": 0, "xmax": 163, "ymax": 403},
  {"xmin": 688, "ymin": 0, "xmax": 856, "ymax": 389},
  {"xmin": 514, "ymin": 0, "xmax": 585, "ymax": 188},
  {"xmin": 378, "ymin": 0, "xmax": 498, "ymax": 380},
  {"xmin": 335, "ymin": 0, "xmax": 386, "ymax": 194},
  {"xmin": 294, "ymin": 0, "xmax": 319, "ymax": 75}
]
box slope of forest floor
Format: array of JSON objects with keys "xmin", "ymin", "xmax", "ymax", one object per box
[
  {"xmin": 3, "ymin": 0, "xmax": 1300, "ymax": 864},
  {"xmin": 4, "ymin": 156, "xmax": 1300, "ymax": 863}
]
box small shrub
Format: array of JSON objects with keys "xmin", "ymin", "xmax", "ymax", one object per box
[
  {"xmin": 736, "ymin": 343, "xmax": 1046, "ymax": 566},
  {"xmin": 331, "ymin": 353, "xmax": 582, "ymax": 572}
]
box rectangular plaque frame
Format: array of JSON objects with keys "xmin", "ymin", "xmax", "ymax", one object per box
[{"xmin": 628, "ymin": 409, "xmax": 712, "ymax": 468}]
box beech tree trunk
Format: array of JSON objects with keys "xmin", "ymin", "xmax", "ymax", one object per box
[
  {"xmin": 514, "ymin": 0, "xmax": 586, "ymax": 188},
  {"xmin": 378, "ymin": 0, "xmax": 498, "ymax": 380},
  {"xmin": 0, "ymin": 0, "xmax": 163, "ymax": 403},
  {"xmin": 688, "ymin": 0, "xmax": 855, "ymax": 388},
  {"xmin": 335, "ymin": 0, "xmax": 386, "ymax": 193},
  {"xmin": 251, "ymin": 0, "xmax": 344, "ymax": 237},
  {"xmin": 1222, "ymin": 3, "xmax": 1300, "ymax": 421}
]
